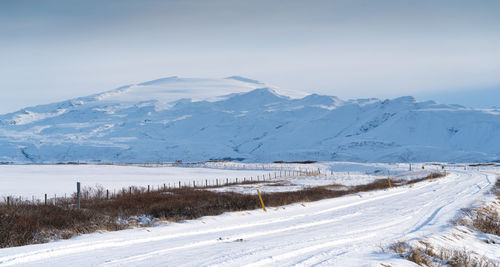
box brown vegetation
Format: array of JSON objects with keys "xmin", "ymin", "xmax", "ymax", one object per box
[
  {"xmin": 457, "ymin": 177, "xmax": 500, "ymax": 236},
  {"xmin": 389, "ymin": 241, "xmax": 497, "ymax": 267},
  {"xmin": 0, "ymin": 204, "xmax": 119, "ymax": 248},
  {"xmin": 273, "ymin": 160, "xmax": 318, "ymax": 164},
  {"xmin": 458, "ymin": 205, "xmax": 500, "ymax": 236}
]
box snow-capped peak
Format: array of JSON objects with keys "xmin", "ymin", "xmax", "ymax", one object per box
[{"xmin": 92, "ymin": 76, "xmax": 268, "ymax": 105}]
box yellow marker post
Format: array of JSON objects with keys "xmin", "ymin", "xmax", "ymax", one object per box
[
  {"xmin": 257, "ymin": 189, "xmax": 266, "ymax": 212},
  {"xmin": 387, "ymin": 178, "xmax": 392, "ymax": 188},
  {"xmin": 430, "ymin": 172, "xmax": 433, "ymax": 181}
]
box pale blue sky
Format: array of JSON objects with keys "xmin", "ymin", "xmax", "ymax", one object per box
[{"xmin": 1, "ymin": 0, "xmax": 499, "ymax": 113}]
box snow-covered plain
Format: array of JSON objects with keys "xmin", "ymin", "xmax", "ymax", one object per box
[
  {"xmin": 0, "ymin": 162, "xmax": 432, "ymax": 200},
  {"xmin": 0, "ymin": 163, "xmax": 498, "ymax": 266},
  {"xmin": 0, "ymin": 164, "xmax": 272, "ymax": 200}
]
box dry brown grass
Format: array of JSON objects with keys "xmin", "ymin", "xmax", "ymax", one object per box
[
  {"xmin": 389, "ymin": 241, "xmax": 497, "ymax": 267},
  {"xmin": 0, "ymin": 204, "xmax": 122, "ymax": 248},
  {"xmin": 464, "ymin": 205, "xmax": 500, "ymax": 236},
  {"xmin": 388, "ymin": 241, "xmax": 432, "ymax": 266},
  {"xmin": 456, "ymin": 177, "xmax": 500, "ymax": 236},
  {"xmin": 439, "ymin": 248, "xmax": 497, "ymax": 267}
]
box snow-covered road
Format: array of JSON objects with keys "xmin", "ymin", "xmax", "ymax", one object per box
[{"xmin": 0, "ymin": 170, "xmax": 497, "ymax": 266}]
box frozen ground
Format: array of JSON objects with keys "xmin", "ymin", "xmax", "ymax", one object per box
[
  {"xmin": 207, "ymin": 162, "xmax": 440, "ymax": 194},
  {"xmin": 0, "ymin": 162, "xmax": 436, "ymax": 200},
  {"xmin": 0, "ymin": 163, "xmax": 498, "ymax": 266},
  {"xmin": 0, "ymin": 164, "xmax": 271, "ymax": 200}
]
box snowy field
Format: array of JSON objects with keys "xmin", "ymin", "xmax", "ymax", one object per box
[
  {"xmin": 1, "ymin": 162, "xmax": 440, "ymax": 200},
  {"xmin": 0, "ymin": 163, "xmax": 498, "ymax": 266},
  {"xmin": 0, "ymin": 164, "xmax": 274, "ymax": 200}
]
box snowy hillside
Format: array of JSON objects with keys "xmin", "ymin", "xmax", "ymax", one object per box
[{"xmin": 0, "ymin": 76, "xmax": 499, "ymax": 163}]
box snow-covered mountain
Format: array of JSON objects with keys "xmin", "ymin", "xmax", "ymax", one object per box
[{"xmin": 0, "ymin": 76, "xmax": 499, "ymax": 163}]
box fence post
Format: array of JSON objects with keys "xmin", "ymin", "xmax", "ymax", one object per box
[
  {"xmin": 45, "ymin": 193, "xmax": 47, "ymax": 205},
  {"xmin": 179, "ymin": 181, "xmax": 181, "ymax": 188},
  {"xmin": 77, "ymin": 182, "xmax": 81, "ymax": 210},
  {"xmin": 7, "ymin": 196, "xmax": 9, "ymax": 206},
  {"xmin": 257, "ymin": 190, "xmax": 266, "ymax": 212},
  {"xmin": 106, "ymin": 189, "xmax": 109, "ymax": 200},
  {"xmin": 216, "ymin": 179, "xmax": 219, "ymax": 186},
  {"xmin": 148, "ymin": 185, "xmax": 150, "ymax": 193}
]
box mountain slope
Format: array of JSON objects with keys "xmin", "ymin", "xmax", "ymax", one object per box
[{"xmin": 0, "ymin": 77, "xmax": 499, "ymax": 163}]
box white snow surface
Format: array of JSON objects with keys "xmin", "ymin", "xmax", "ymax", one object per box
[
  {"xmin": 0, "ymin": 164, "xmax": 498, "ymax": 266},
  {"xmin": 0, "ymin": 162, "xmax": 431, "ymax": 199},
  {"xmin": 0, "ymin": 76, "xmax": 499, "ymax": 163},
  {"xmin": 0, "ymin": 164, "xmax": 271, "ymax": 200}
]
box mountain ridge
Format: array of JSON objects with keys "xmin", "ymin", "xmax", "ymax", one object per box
[{"xmin": 0, "ymin": 76, "xmax": 498, "ymax": 163}]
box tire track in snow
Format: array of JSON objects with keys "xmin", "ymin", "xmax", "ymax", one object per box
[
  {"xmin": 409, "ymin": 205, "xmax": 445, "ymax": 233},
  {"xmin": 102, "ymin": 212, "xmax": 363, "ymax": 266},
  {"xmin": 206, "ymin": 213, "xmax": 413, "ymax": 267},
  {"xmin": 245, "ymin": 234, "xmax": 377, "ymax": 267},
  {"xmin": 405, "ymin": 171, "xmax": 490, "ymax": 235}
]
